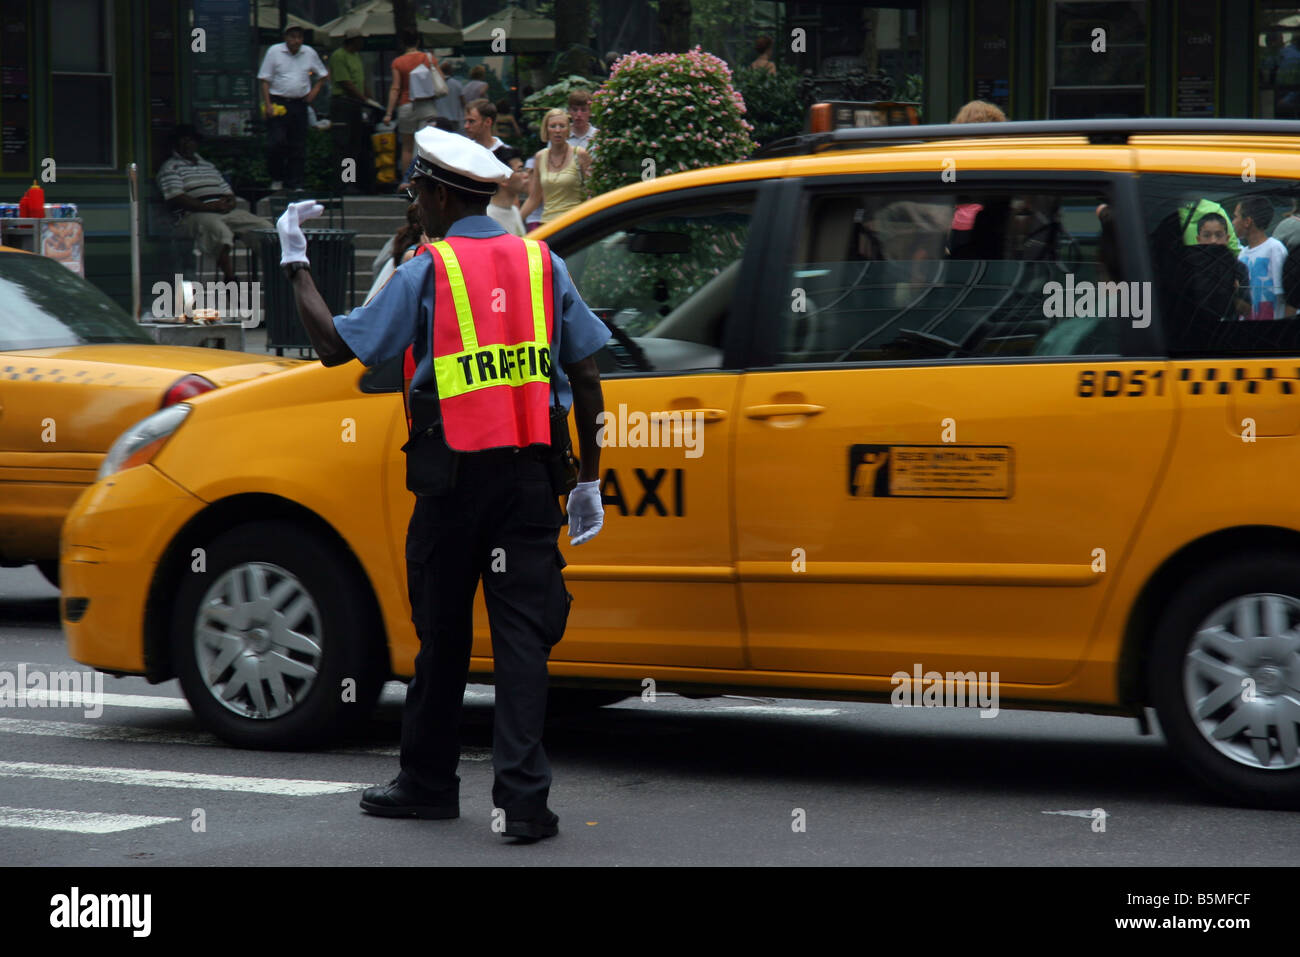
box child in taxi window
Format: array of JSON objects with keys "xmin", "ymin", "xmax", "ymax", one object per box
[{"xmin": 1194, "ymin": 212, "xmax": 1249, "ymax": 321}]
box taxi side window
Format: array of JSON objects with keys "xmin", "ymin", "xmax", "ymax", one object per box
[
  {"xmin": 1140, "ymin": 173, "xmax": 1300, "ymax": 355},
  {"xmin": 562, "ymin": 194, "xmax": 754, "ymax": 372},
  {"xmin": 774, "ymin": 187, "xmax": 1120, "ymax": 365}
]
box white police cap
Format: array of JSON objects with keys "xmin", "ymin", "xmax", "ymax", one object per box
[{"xmin": 412, "ymin": 126, "xmax": 511, "ymax": 197}]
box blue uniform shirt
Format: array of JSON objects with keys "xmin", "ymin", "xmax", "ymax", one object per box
[{"xmin": 332, "ymin": 215, "xmax": 608, "ymax": 412}]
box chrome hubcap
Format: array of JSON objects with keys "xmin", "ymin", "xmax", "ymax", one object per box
[
  {"xmin": 1183, "ymin": 593, "xmax": 1300, "ymax": 770},
  {"xmin": 193, "ymin": 562, "xmax": 323, "ymax": 720}
]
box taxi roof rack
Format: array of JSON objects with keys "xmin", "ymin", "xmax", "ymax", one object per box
[{"xmin": 754, "ymin": 118, "xmax": 1300, "ymax": 159}]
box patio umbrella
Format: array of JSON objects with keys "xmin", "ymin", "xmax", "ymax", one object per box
[
  {"xmin": 461, "ymin": 2, "xmax": 557, "ymax": 116},
  {"xmin": 462, "ymin": 1, "xmax": 555, "ymax": 53},
  {"xmin": 254, "ymin": 1, "xmax": 317, "ymax": 40},
  {"xmin": 318, "ymin": 0, "xmax": 462, "ymax": 47}
]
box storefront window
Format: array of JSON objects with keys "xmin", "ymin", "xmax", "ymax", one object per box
[
  {"xmin": 50, "ymin": 0, "xmax": 115, "ymax": 167},
  {"xmin": 1049, "ymin": 0, "xmax": 1147, "ymax": 118},
  {"xmin": 1257, "ymin": 2, "xmax": 1300, "ymax": 118},
  {"xmin": 785, "ymin": 2, "xmax": 923, "ymax": 103}
]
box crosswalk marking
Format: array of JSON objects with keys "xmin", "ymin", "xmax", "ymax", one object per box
[
  {"xmin": 0, "ymin": 761, "xmax": 371, "ymax": 796},
  {"xmin": 0, "ymin": 806, "xmax": 181, "ymax": 834},
  {"xmin": 16, "ymin": 689, "xmax": 189, "ymax": 710}
]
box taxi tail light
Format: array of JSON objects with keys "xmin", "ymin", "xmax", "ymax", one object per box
[{"xmin": 162, "ymin": 374, "xmax": 215, "ymax": 408}]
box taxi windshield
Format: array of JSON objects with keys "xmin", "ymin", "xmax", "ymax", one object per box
[{"xmin": 0, "ymin": 253, "xmax": 150, "ymax": 350}]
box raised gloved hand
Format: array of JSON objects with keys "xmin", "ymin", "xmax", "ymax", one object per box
[
  {"xmin": 566, "ymin": 480, "xmax": 604, "ymax": 546},
  {"xmin": 276, "ymin": 199, "xmax": 324, "ymax": 266}
]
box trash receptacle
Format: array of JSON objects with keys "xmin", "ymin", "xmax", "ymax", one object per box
[{"xmin": 254, "ymin": 227, "xmax": 356, "ymax": 355}]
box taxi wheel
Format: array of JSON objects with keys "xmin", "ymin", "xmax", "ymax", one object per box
[
  {"xmin": 170, "ymin": 520, "xmax": 385, "ymax": 750},
  {"xmin": 1150, "ymin": 553, "xmax": 1300, "ymax": 809}
]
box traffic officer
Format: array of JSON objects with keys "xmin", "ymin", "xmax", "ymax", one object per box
[{"xmin": 276, "ymin": 126, "xmax": 609, "ymax": 843}]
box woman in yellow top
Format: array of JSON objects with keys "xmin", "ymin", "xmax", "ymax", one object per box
[{"xmin": 521, "ymin": 108, "xmax": 592, "ymax": 226}]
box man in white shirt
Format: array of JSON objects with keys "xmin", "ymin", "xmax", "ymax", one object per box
[
  {"xmin": 257, "ymin": 25, "xmax": 328, "ymax": 190},
  {"xmin": 566, "ymin": 90, "xmax": 598, "ymax": 153},
  {"xmin": 486, "ymin": 147, "xmax": 527, "ymax": 236}
]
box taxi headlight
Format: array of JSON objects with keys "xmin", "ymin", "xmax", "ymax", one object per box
[{"xmin": 98, "ymin": 403, "xmax": 192, "ymax": 481}]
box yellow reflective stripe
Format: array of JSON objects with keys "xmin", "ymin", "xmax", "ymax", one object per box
[
  {"xmin": 434, "ymin": 341, "xmax": 552, "ymax": 399},
  {"xmin": 431, "ymin": 241, "xmax": 478, "ymax": 351},
  {"xmin": 522, "ymin": 238, "xmax": 547, "ymax": 343}
]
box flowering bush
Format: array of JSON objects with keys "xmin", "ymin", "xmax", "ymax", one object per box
[{"xmin": 588, "ymin": 47, "xmax": 755, "ymax": 196}]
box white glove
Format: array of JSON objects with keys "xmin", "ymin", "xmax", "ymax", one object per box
[
  {"xmin": 276, "ymin": 199, "xmax": 324, "ymax": 266},
  {"xmin": 566, "ymin": 480, "xmax": 604, "ymax": 546}
]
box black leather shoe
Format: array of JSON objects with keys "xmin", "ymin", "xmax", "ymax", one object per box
[
  {"xmin": 360, "ymin": 779, "xmax": 458, "ymax": 819},
  {"xmin": 503, "ymin": 808, "xmax": 559, "ymax": 842}
]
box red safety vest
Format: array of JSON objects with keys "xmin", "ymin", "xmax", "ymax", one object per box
[{"xmin": 414, "ymin": 234, "xmax": 554, "ymax": 451}]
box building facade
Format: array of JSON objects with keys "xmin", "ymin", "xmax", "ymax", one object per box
[{"xmin": 7, "ymin": 0, "xmax": 1300, "ymax": 309}]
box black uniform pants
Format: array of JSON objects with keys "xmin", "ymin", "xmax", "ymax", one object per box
[
  {"xmin": 268, "ymin": 95, "xmax": 308, "ymax": 188},
  {"xmin": 398, "ymin": 447, "xmax": 571, "ymax": 820}
]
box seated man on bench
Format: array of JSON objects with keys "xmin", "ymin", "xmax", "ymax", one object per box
[{"xmin": 157, "ymin": 124, "xmax": 272, "ymax": 283}]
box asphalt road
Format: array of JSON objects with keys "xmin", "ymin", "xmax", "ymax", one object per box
[{"xmin": 0, "ymin": 563, "xmax": 1294, "ymax": 866}]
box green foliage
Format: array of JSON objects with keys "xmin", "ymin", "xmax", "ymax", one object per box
[
  {"xmin": 522, "ymin": 75, "xmax": 599, "ymax": 120},
  {"xmin": 198, "ymin": 139, "xmax": 267, "ymax": 191},
  {"xmin": 200, "ymin": 128, "xmax": 337, "ymax": 195},
  {"xmin": 734, "ymin": 64, "xmax": 803, "ymax": 148},
  {"xmin": 901, "ymin": 73, "xmax": 924, "ymax": 116},
  {"xmin": 519, "ymin": 75, "xmax": 600, "ymax": 145},
  {"xmin": 588, "ymin": 48, "xmax": 755, "ymax": 196}
]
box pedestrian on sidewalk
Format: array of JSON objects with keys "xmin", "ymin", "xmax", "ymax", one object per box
[
  {"xmin": 330, "ymin": 28, "xmax": 378, "ymax": 194},
  {"xmin": 435, "ymin": 60, "xmax": 465, "ymax": 128},
  {"xmin": 258, "ymin": 25, "xmax": 327, "ymax": 191},
  {"xmin": 520, "ymin": 109, "xmax": 591, "ymax": 226},
  {"xmin": 383, "ymin": 30, "xmax": 441, "ymax": 188}
]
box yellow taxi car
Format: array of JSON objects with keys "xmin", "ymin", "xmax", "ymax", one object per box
[
  {"xmin": 0, "ymin": 247, "xmax": 301, "ymax": 585},
  {"xmin": 61, "ymin": 119, "xmax": 1300, "ymax": 808}
]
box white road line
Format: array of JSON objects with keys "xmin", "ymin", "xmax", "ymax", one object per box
[
  {"xmin": 0, "ymin": 761, "xmax": 371, "ymax": 796},
  {"xmin": 1043, "ymin": 809, "xmax": 1106, "ymax": 818},
  {"xmin": 0, "ymin": 806, "xmax": 181, "ymax": 834},
  {"xmin": 16, "ymin": 689, "xmax": 189, "ymax": 710},
  {"xmin": 0, "ymin": 718, "xmax": 496, "ymax": 760}
]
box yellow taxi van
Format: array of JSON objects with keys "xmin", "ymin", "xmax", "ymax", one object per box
[{"xmin": 61, "ymin": 119, "xmax": 1300, "ymax": 808}]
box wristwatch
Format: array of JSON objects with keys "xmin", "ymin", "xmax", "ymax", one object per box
[{"xmin": 282, "ymin": 261, "xmax": 311, "ymax": 280}]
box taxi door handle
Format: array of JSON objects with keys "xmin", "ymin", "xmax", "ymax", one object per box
[
  {"xmin": 661, "ymin": 408, "xmax": 727, "ymax": 423},
  {"xmin": 744, "ymin": 403, "xmax": 825, "ymax": 419}
]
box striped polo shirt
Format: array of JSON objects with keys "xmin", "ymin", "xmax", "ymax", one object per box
[{"xmin": 157, "ymin": 151, "xmax": 232, "ymax": 205}]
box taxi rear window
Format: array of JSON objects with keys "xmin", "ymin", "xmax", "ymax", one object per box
[
  {"xmin": 1140, "ymin": 173, "xmax": 1300, "ymax": 355},
  {"xmin": 0, "ymin": 253, "xmax": 149, "ymax": 351}
]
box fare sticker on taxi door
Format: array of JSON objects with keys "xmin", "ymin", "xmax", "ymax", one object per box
[{"xmin": 848, "ymin": 444, "xmax": 1013, "ymax": 498}]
